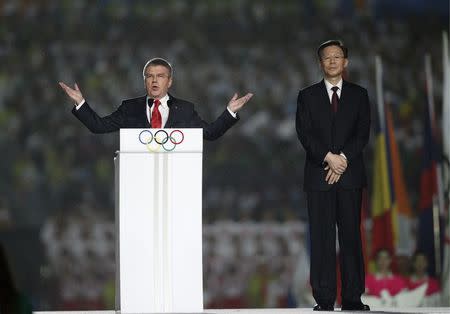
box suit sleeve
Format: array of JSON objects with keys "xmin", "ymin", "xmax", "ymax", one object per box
[
  {"xmin": 188, "ymin": 107, "xmax": 239, "ymax": 141},
  {"xmin": 72, "ymin": 101, "xmax": 126, "ymax": 133},
  {"xmin": 341, "ymin": 89, "xmax": 371, "ymax": 162},
  {"xmin": 296, "ymin": 91, "xmax": 329, "ymax": 166}
]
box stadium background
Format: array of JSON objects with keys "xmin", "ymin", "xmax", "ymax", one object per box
[{"xmin": 0, "ymin": 0, "xmax": 449, "ymax": 310}]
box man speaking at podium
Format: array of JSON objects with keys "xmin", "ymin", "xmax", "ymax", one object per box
[{"xmin": 59, "ymin": 58, "xmax": 253, "ymax": 139}]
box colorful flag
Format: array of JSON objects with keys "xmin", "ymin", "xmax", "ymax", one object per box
[
  {"xmin": 386, "ymin": 106, "xmax": 414, "ymax": 257},
  {"xmin": 370, "ymin": 57, "xmax": 394, "ymax": 259},
  {"xmin": 370, "ymin": 57, "xmax": 414, "ymax": 265}
]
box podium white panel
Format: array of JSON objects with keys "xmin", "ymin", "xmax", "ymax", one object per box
[{"xmin": 115, "ymin": 129, "xmax": 203, "ymax": 313}]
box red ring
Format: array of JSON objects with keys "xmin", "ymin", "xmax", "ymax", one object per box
[{"xmin": 170, "ymin": 130, "xmax": 184, "ymax": 144}]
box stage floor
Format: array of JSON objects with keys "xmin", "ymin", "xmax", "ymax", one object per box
[{"xmin": 34, "ymin": 308, "xmax": 450, "ymax": 314}]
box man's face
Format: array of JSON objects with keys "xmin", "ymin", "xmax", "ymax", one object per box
[
  {"xmin": 413, "ymin": 255, "xmax": 428, "ymax": 273},
  {"xmin": 144, "ymin": 65, "xmax": 172, "ymax": 99},
  {"xmin": 319, "ymin": 45, "xmax": 348, "ymax": 80}
]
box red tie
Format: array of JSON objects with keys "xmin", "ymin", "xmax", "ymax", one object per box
[
  {"xmin": 151, "ymin": 99, "xmax": 162, "ymax": 128},
  {"xmin": 331, "ymin": 86, "xmax": 339, "ymax": 113}
]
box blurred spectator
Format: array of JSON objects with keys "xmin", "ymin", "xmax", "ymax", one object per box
[
  {"xmin": 365, "ymin": 249, "xmax": 407, "ymax": 297},
  {"xmin": 406, "ymin": 251, "xmax": 441, "ymax": 306},
  {"xmin": 246, "ymin": 260, "xmax": 271, "ymax": 307},
  {"xmin": 395, "ymin": 254, "xmax": 411, "ymax": 278}
]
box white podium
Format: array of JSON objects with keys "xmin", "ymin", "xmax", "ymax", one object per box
[{"xmin": 114, "ymin": 129, "xmax": 204, "ymax": 313}]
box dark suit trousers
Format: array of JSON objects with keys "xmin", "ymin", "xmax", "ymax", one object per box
[{"xmin": 307, "ymin": 186, "xmax": 365, "ymax": 305}]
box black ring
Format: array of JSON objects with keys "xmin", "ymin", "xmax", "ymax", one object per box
[{"xmin": 154, "ymin": 130, "xmax": 169, "ymax": 144}]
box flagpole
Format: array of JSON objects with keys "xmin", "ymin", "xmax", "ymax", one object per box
[
  {"xmin": 425, "ymin": 54, "xmax": 443, "ymax": 277},
  {"xmin": 443, "ymin": 31, "xmax": 450, "ymax": 199},
  {"xmin": 432, "ymin": 196, "xmax": 441, "ymax": 276},
  {"xmin": 441, "ymin": 30, "xmax": 450, "ymax": 306},
  {"xmin": 375, "ymin": 56, "xmax": 385, "ymax": 132}
]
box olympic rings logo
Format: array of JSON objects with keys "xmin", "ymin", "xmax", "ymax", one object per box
[{"xmin": 139, "ymin": 130, "xmax": 184, "ymax": 152}]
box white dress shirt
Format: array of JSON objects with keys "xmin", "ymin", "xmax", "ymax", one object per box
[
  {"xmin": 324, "ymin": 78, "xmax": 343, "ymax": 103},
  {"xmin": 147, "ymin": 94, "xmax": 170, "ymax": 128},
  {"xmin": 146, "ymin": 94, "xmax": 237, "ymax": 127},
  {"xmin": 323, "ymin": 78, "xmax": 347, "ymax": 161}
]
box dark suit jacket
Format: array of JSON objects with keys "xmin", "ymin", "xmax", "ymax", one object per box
[
  {"xmin": 72, "ymin": 94, "xmax": 238, "ymax": 140},
  {"xmin": 296, "ymin": 80, "xmax": 371, "ymax": 191}
]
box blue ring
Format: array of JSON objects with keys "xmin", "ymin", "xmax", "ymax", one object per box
[{"xmin": 139, "ymin": 130, "xmax": 153, "ymax": 144}]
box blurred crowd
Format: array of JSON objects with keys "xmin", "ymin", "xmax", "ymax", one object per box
[
  {"xmin": 40, "ymin": 212, "xmax": 309, "ymax": 308},
  {"xmin": 0, "ymin": 0, "xmax": 448, "ymax": 310},
  {"xmin": 38, "ymin": 210, "xmax": 444, "ymax": 309},
  {"xmin": 363, "ymin": 249, "xmax": 442, "ymax": 307}
]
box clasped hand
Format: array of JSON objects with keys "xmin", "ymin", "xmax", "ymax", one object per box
[{"xmin": 324, "ymin": 152, "xmax": 347, "ymax": 184}]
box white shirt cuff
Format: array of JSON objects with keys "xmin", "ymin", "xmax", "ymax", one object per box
[
  {"xmin": 340, "ymin": 152, "xmax": 347, "ymax": 160},
  {"xmin": 227, "ymin": 107, "xmax": 237, "ymax": 118},
  {"xmin": 75, "ymin": 99, "xmax": 86, "ymax": 110}
]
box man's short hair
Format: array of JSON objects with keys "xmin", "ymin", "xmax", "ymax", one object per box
[
  {"xmin": 142, "ymin": 57, "xmax": 173, "ymax": 79},
  {"xmin": 317, "ymin": 40, "xmax": 348, "ymax": 59}
]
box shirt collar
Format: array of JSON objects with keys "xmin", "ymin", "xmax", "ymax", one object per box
[{"xmin": 324, "ymin": 78, "xmax": 343, "ymax": 91}]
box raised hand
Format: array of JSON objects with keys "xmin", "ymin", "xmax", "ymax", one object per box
[
  {"xmin": 227, "ymin": 92, "xmax": 253, "ymax": 113},
  {"xmin": 59, "ymin": 82, "xmax": 84, "ymax": 105}
]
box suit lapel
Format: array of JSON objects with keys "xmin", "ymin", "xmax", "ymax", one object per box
[
  {"xmin": 140, "ymin": 96, "xmax": 151, "ymax": 128},
  {"xmin": 338, "ymin": 80, "xmax": 348, "ymax": 111},
  {"xmin": 165, "ymin": 94, "xmax": 177, "ymax": 128},
  {"xmin": 335, "ymin": 80, "xmax": 349, "ymax": 121},
  {"xmin": 318, "ymin": 80, "xmax": 333, "ymax": 124}
]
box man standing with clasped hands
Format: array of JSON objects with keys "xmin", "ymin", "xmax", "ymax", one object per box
[
  {"xmin": 59, "ymin": 58, "xmax": 252, "ymax": 139},
  {"xmin": 296, "ymin": 40, "xmax": 371, "ymax": 311}
]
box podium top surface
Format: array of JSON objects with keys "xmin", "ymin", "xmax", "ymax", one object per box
[{"xmin": 119, "ymin": 128, "xmax": 203, "ymax": 153}]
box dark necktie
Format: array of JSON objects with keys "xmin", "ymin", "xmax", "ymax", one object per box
[
  {"xmin": 331, "ymin": 86, "xmax": 339, "ymax": 113},
  {"xmin": 151, "ymin": 99, "xmax": 162, "ymax": 128}
]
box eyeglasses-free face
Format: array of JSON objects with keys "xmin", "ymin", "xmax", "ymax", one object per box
[{"xmin": 144, "ymin": 65, "xmax": 173, "ymax": 100}]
